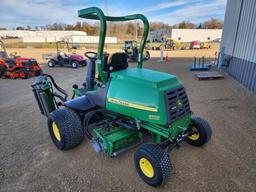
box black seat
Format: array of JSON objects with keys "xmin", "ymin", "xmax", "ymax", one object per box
[
  {"xmin": 104, "ymin": 52, "xmax": 128, "ymax": 72},
  {"xmin": 6, "ymin": 58, "xmax": 16, "ymax": 68},
  {"xmin": 64, "ymin": 95, "xmax": 95, "ymax": 112}
]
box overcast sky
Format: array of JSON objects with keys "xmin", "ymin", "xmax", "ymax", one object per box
[{"xmin": 0, "ymin": 0, "xmax": 227, "ymax": 29}]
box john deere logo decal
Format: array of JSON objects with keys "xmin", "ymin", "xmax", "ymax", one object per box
[{"xmin": 176, "ymin": 100, "xmax": 183, "ymax": 109}]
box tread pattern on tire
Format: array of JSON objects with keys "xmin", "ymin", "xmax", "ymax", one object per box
[
  {"xmin": 134, "ymin": 143, "xmax": 171, "ymax": 186},
  {"xmin": 187, "ymin": 115, "xmax": 212, "ymax": 146},
  {"xmin": 48, "ymin": 108, "xmax": 84, "ymax": 150}
]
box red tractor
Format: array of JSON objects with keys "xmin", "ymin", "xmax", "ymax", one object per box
[{"xmin": 0, "ymin": 40, "xmax": 42, "ymax": 79}]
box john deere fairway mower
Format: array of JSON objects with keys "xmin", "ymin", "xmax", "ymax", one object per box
[{"xmin": 32, "ymin": 7, "xmax": 212, "ymax": 187}]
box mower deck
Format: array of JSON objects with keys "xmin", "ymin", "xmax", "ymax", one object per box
[{"xmin": 94, "ymin": 126, "xmax": 142, "ymax": 156}]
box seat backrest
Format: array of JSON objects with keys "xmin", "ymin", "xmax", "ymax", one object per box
[{"xmin": 104, "ymin": 52, "xmax": 128, "ymax": 72}]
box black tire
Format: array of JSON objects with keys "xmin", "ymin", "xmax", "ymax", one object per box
[
  {"xmin": 47, "ymin": 108, "xmax": 84, "ymax": 150},
  {"xmin": 48, "ymin": 60, "xmax": 55, "ymax": 68},
  {"xmin": 0, "ymin": 65, "xmax": 7, "ymax": 77},
  {"xmin": 19, "ymin": 68, "xmax": 29, "ymax": 79},
  {"xmin": 80, "ymin": 60, "xmax": 87, "ymax": 67},
  {"xmin": 71, "ymin": 61, "xmax": 79, "ymax": 68},
  {"xmin": 134, "ymin": 143, "xmax": 171, "ymax": 187},
  {"xmin": 186, "ymin": 115, "xmax": 212, "ymax": 146},
  {"xmin": 35, "ymin": 69, "xmax": 42, "ymax": 76},
  {"xmin": 144, "ymin": 51, "xmax": 150, "ymax": 60}
]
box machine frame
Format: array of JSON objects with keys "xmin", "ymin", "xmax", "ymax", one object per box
[
  {"xmin": 32, "ymin": 7, "xmax": 212, "ymax": 187},
  {"xmin": 47, "ymin": 40, "xmax": 87, "ymax": 68}
]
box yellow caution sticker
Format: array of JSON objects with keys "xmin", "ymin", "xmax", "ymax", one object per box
[{"xmin": 108, "ymin": 97, "xmax": 158, "ymax": 112}]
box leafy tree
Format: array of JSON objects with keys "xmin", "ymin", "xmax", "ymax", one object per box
[
  {"xmin": 16, "ymin": 26, "xmax": 24, "ymax": 30},
  {"xmin": 178, "ymin": 21, "xmax": 196, "ymax": 29},
  {"xmin": 203, "ymin": 18, "xmax": 223, "ymax": 29}
]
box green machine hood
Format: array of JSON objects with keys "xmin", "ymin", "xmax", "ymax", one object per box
[{"xmin": 106, "ymin": 68, "xmax": 183, "ymax": 125}]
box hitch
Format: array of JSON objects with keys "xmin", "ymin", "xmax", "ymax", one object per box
[{"xmin": 159, "ymin": 128, "xmax": 192, "ymax": 152}]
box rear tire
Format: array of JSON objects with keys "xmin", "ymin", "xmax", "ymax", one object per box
[
  {"xmin": 71, "ymin": 61, "xmax": 79, "ymax": 68},
  {"xmin": 0, "ymin": 65, "xmax": 7, "ymax": 77},
  {"xmin": 144, "ymin": 51, "xmax": 150, "ymax": 60},
  {"xmin": 186, "ymin": 116, "xmax": 212, "ymax": 146},
  {"xmin": 47, "ymin": 108, "xmax": 84, "ymax": 150},
  {"xmin": 35, "ymin": 69, "xmax": 42, "ymax": 76},
  {"xmin": 134, "ymin": 143, "xmax": 171, "ymax": 187},
  {"xmin": 48, "ymin": 60, "xmax": 55, "ymax": 68},
  {"xmin": 81, "ymin": 60, "xmax": 87, "ymax": 67}
]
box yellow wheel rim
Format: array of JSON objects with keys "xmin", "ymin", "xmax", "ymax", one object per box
[
  {"xmin": 139, "ymin": 158, "xmax": 154, "ymax": 178},
  {"xmin": 188, "ymin": 127, "xmax": 200, "ymax": 140},
  {"xmin": 52, "ymin": 122, "xmax": 61, "ymax": 141}
]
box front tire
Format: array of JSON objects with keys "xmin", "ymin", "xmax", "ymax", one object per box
[
  {"xmin": 35, "ymin": 69, "xmax": 43, "ymax": 76},
  {"xmin": 47, "ymin": 108, "xmax": 84, "ymax": 150},
  {"xmin": 186, "ymin": 116, "xmax": 212, "ymax": 146},
  {"xmin": 134, "ymin": 143, "xmax": 171, "ymax": 187},
  {"xmin": 19, "ymin": 68, "xmax": 29, "ymax": 79}
]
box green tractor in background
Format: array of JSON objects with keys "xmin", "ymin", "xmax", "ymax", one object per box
[
  {"xmin": 32, "ymin": 7, "xmax": 212, "ymax": 187},
  {"xmin": 124, "ymin": 40, "xmax": 150, "ymax": 61}
]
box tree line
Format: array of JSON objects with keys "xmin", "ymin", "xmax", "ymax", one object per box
[{"xmin": 9, "ymin": 18, "xmax": 223, "ymax": 37}]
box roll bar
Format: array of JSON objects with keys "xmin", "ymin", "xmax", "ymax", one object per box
[
  {"xmin": 56, "ymin": 41, "xmax": 70, "ymax": 54},
  {"xmin": 78, "ymin": 7, "xmax": 149, "ymax": 84}
]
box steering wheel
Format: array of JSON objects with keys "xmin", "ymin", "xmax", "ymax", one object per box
[{"xmin": 84, "ymin": 51, "xmax": 97, "ymax": 60}]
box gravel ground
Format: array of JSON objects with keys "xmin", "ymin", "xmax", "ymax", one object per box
[{"xmin": 0, "ymin": 57, "xmax": 256, "ymax": 192}]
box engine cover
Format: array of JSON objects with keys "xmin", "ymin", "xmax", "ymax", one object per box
[{"xmin": 106, "ymin": 68, "xmax": 190, "ymax": 125}]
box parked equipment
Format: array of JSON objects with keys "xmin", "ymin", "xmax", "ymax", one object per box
[
  {"xmin": 190, "ymin": 40, "xmax": 201, "ymax": 49},
  {"xmin": 200, "ymin": 42, "xmax": 210, "ymax": 49},
  {"xmin": 150, "ymin": 36, "xmax": 180, "ymax": 51},
  {"xmin": 163, "ymin": 35, "xmax": 180, "ymax": 50},
  {"xmin": 190, "ymin": 57, "xmax": 211, "ymax": 71},
  {"xmin": 32, "ymin": 7, "xmax": 212, "ymax": 187},
  {"xmin": 124, "ymin": 40, "xmax": 150, "ymax": 61},
  {"xmin": 0, "ymin": 40, "xmax": 42, "ymax": 79},
  {"xmin": 47, "ymin": 41, "xmax": 87, "ymax": 68}
]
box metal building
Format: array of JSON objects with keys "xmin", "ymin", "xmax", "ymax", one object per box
[
  {"xmin": 149, "ymin": 29, "xmax": 222, "ymax": 42},
  {"xmin": 0, "ymin": 30, "xmax": 117, "ymax": 44},
  {"xmin": 221, "ymin": 0, "xmax": 256, "ymax": 93}
]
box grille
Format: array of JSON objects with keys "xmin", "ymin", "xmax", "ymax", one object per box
[{"xmin": 165, "ymin": 86, "xmax": 190, "ymax": 124}]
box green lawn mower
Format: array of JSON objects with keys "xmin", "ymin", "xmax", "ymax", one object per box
[{"xmin": 32, "ymin": 7, "xmax": 212, "ymax": 187}]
